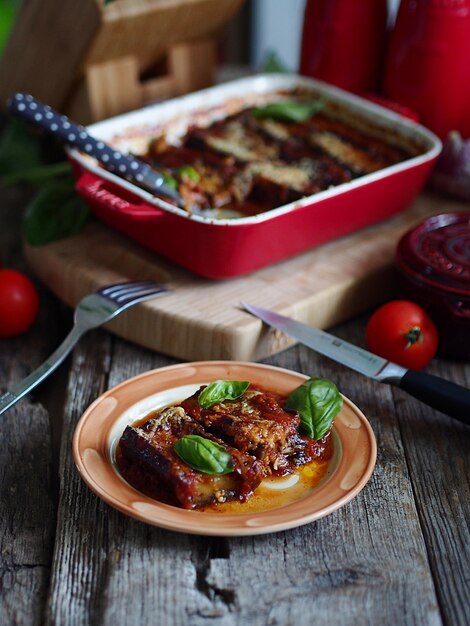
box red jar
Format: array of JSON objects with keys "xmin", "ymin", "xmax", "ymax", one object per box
[
  {"xmin": 299, "ymin": 0, "xmax": 388, "ymax": 94},
  {"xmin": 384, "ymin": 0, "xmax": 470, "ymax": 140},
  {"xmin": 395, "ymin": 212, "xmax": 470, "ymax": 359}
]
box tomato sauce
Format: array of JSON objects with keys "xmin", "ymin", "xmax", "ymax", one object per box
[{"xmin": 115, "ymin": 384, "xmax": 335, "ymax": 512}]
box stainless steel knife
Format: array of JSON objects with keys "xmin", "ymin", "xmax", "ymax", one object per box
[{"xmin": 242, "ymin": 303, "xmax": 470, "ymax": 425}]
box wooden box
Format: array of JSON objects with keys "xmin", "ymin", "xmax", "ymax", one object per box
[{"xmin": 0, "ymin": 0, "xmax": 245, "ymax": 123}]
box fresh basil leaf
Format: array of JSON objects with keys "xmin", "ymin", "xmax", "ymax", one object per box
[
  {"xmin": 162, "ymin": 172, "xmax": 178, "ymax": 189},
  {"xmin": 252, "ymin": 99, "xmax": 325, "ymax": 123},
  {"xmin": 286, "ymin": 377, "xmax": 342, "ymax": 439},
  {"xmin": 23, "ymin": 175, "xmax": 90, "ymax": 245},
  {"xmin": 198, "ymin": 380, "xmax": 250, "ymax": 409},
  {"xmin": 173, "ymin": 435, "xmax": 233, "ymax": 475},
  {"xmin": 0, "ymin": 2, "xmax": 17, "ymax": 55},
  {"xmin": 261, "ymin": 51, "xmax": 287, "ymax": 74},
  {"xmin": 176, "ymin": 165, "xmax": 200, "ymax": 182},
  {"xmin": 1, "ymin": 161, "xmax": 71, "ymax": 187},
  {"xmin": 0, "ymin": 120, "xmax": 44, "ymax": 177}
]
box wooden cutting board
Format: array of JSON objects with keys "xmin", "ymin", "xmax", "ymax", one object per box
[{"xmin": 24, "ymin": 193, "xmax": 467, "ymax": 361}]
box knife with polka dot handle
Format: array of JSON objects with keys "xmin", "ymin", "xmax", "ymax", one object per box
[{"xmin": 7, "ymin": 92, "xmax": 183, "ymax": 207}]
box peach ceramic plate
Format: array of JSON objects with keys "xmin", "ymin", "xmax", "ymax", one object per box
[{"xmin": 72, "ymin": 361, "xmax": 377, "ymax": 536}]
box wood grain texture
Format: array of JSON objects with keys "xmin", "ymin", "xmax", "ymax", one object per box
[
  {"xmin": 23, "ymin": 192, "xmax": 468, "ymax": 363},
  {"xmin": 0, "ymin": 405, "xmax": 53, "ymax": 626},
  {"xmin": 0, "ymin": 0, "xmax": 100, "ymax": 109},
  {"xmin": 0, "ymin": 0, "xmax": 244, "ymax": 120},
  {"xmin": 392, "ymin": 356, "xmax": 470, "ymax": 626},
  {"xmin": 80, "ymin": 39, "xmax": 217, "ymax": 122},
  {"xmin": 0, "ymin": 189, "xmax": 57, "ymax": 626},
  {"xmin": 44, "ymin": 331, "xmax": 113, "ymax": 626},
  {"xmin": 84, "ymin": 0, "xmax": 245, "ymax": 70}
]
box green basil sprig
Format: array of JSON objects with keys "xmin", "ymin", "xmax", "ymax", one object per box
[
  {"xmin": 261, "ymin": 51, "xmax": 287, "ymax": 74},
  {"xmin": 252, "ymin": 99, "xmax": 324, "ymax": 123},
  {"xmin": 0, "ymin": 120, "xmax": 91, "ymax": 244},
  {"xmin": 23, "ymin": 175, "xmax": 90, "ymax": 245},
  {"xmin": 286, "ymin": 377, "xmax": 342, "ymax": 440},
  {"xmin": 176, "ymin": 165, "xmax": 200, "ymax": 182},
  {"xmin": 162, "ymin": 172, "xmax": 178, "ymax": 189},
  {"xmin": 198, "ymin": 380, "xmax": 249, "ymax": 409},
  {"xmin": 173, "ymin": 435, "xmax": 233, "ymax": 475}
]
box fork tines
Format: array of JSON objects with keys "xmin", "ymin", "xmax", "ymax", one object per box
[{"xmin": 99, "ymin": 281, "xmax": 168, "ymax": 304}]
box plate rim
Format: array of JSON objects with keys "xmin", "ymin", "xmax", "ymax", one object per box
[{"xmin": 72, "ymin": 360, "xmax": 377, "ymax": 536}]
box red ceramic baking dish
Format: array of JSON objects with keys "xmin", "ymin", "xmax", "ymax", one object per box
[{"xmin": 68, "ymin": 74, "xmax": 442, "ymax": 279}]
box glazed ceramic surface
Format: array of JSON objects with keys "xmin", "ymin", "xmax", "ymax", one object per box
[
  {"xmin": 72, "ymin": 361, "xmax": 377, "ymax": 536},
  {"xmin": 396, "ymin": 212, "xmax": 470, "ymax": 358},
  {"xmin": 69, "ymin": 74, "xmax": 441, "ymax": 278}
]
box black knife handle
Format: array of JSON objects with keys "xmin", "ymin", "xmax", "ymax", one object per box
[{"xmin": 399, "ymin": 370, "xmax": 470, "ymax": 424}]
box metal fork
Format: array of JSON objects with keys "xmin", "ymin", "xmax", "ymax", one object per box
[{"xmin": 0, "ymin": 281, "xmax": 168, "ymax": 416}]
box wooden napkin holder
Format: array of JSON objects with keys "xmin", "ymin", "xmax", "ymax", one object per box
[{"xmin": 0, "ymin": 0, "xmax": 245, "ymax": 123}]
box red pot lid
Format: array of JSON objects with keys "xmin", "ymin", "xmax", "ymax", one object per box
[{"xmin": 396, "ymin": 212, "xmax": 470, "ymax": 297}]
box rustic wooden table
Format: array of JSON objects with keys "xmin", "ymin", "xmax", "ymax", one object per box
[{"xmin": 1, "ymin": 183, "xmax": 469, "ymax": 626}]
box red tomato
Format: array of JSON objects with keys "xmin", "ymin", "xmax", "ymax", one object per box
[
  {"xmin": 0, "ymin": 269, "xmax": 39, "ymax": 337},
  {"xmin": 366, "ymin": 300, "xmax": 438, "ymax": 370}
]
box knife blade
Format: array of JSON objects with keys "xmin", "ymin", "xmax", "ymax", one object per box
[{"xmin": 242, "ymin": 303, "xmax": 470, "ymax": 425}]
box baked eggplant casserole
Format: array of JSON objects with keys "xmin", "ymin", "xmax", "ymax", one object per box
[
  {"xmin": 139, "ymin": 89, "xmax": 425, "ymax": 216},
  {"xmin": 116, "ymin": 378, "xmax": 342, "ymax": 510}
]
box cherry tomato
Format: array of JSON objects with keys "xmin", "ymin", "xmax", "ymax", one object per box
[
  {"xmin": 366, "ymin": 300, "xmax": 438, "ymax": 370},
  {"xmin": 0, "ymin": 269, "xmax": 39, "ymax": 337}
]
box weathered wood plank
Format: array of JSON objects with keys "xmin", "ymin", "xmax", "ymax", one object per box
[
  {"xmin": 0, "ymin": 399, "xmax": 54, "ymax": 626},
  {"xmin": 392, "ymin": 356, "xmax": 470, "ymax": 626},
  {"xmin": 0, "ymin": 186, "xmax": 59, "ymax": 626},
  {"xmin": 44, "ymin": 330, "xmax": 113, "ymax": 626}
]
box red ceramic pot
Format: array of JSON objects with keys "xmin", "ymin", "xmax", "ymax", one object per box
[
  {"xmin": 384, "ymin": 0, "xmax": 470, "ymax": 140},
  {"xmin": 396, "ymin": 212, "xmax": 470, "ymax": 359},
  {"xmin": 299, "ymin": 0, "xmax": 388, "ymax": 94}
]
